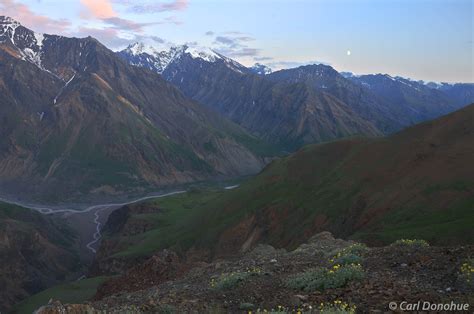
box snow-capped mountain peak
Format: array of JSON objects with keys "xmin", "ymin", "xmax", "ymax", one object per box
[
  {"xmin": 250, "ymin": 63, "xmax": 272, "ymax": 75},
  {"xmin": 0, "ymin": 16, "xmax": 21, "ymax": 44},
  {"xmin": 119, "ymin": 42, "xmax": 249, "ymax": 74},
  {"xmin": 124, "ymin": 42, "xmax": 222, "ymax": 62},
  {"xmin": 0, "ymin": 16, "xmax": 20, "ymax": 29},
  {"xmin": 0, "ymin": 16, "xmax": 46, "ymax": 69},
  {"xmin": 125, "ymin": 42, "xmax": 159, "ymax": 56}
]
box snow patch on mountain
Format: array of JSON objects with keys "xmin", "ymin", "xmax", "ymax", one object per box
[
  {"xmin": 0, "ymin": 16, "xmax": 20, "ymax": 45},
  {"xmin": 186, "ymin": 46, "xmax": 220, "ymax": 62},
  {"xmin": 34, "ymin": 32, "xmax": 44, "ymax": 48},
  {"xmin": 0, "ymin": 16, "xmax": 48, "ymax": 72},
  {"xmin": 127, "ymin": 42, "xmax": 159, "ymax": 56}
]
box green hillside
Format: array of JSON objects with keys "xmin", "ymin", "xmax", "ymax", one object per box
[{"xmin": 96, "ymin": 105, "xmax": 474, "ymax": 262}]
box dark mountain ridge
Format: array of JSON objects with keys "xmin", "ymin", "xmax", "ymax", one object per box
[
  {"xmin": 119, "ymin": 44, "xmax": 382, "ymax": 151},
  {"xmin": 0, "ymin": 16, "xmax": 269, "ymax": 202},
  {"xmin": 119, "ymin": 43, "xmax": 473, "ymax": 153},
  {"xmin": 345, "ymin": 73, "xmax": 465, "ymax": 124}
]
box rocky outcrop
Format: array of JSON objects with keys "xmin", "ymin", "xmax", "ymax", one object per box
[
  {"xmin": 36, "ymin": 233, "xmax": 474, "ymax": 313},
  {"xmin": 93, "ymin": 250, "xmax": 192, "ymax": 300}
]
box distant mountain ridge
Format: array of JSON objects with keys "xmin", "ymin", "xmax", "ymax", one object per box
[
  {"xmin": 119, "ymin": 44, "xmax": 382, "ymax": 151},
  {"xmin": 345, "ymin": 73, "xmax": 469, "ymax": 123},
  {"xmin": 119, "ymin": 42, "xmax": 473, "ymax": 151},
  {"xmin": 342, "ymin": 71, "xmax": 474, "ymax": 109}
]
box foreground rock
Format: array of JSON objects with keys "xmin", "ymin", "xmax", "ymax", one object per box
[{"xmin": 36, "ymin": 232, "xmax": 474, "ymax": 313}]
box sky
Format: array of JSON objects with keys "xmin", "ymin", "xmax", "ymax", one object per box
[{"xmin": 0, "ymin": 0, "xmax": 472, "ymax": 82}]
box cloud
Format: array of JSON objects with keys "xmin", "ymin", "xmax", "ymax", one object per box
[
  {"xmin": 205, "ymin": 31, "xmax": 214, "ymax": 36},
  {"xmin": 80, "ymin": 0, "xmax": 116, "ymax": 19},
  {"xmin": 254, "ymin": 56, "xmax": 274, "ymax": 61},
  {"xmin": 78, "ymin": 0, "xmax": 165, "ymax": 47},
  {"xmin": 214, "ymin": 35, "xmax": 255, "ymax": 48},
  {"xmin": 159, "ymin": 0, "xmax": 188, "ymax": 12},
  {"xmin": 150, "ymin": 36, "xmax": 165, "ymax": 44},
  {"xmin": 212, "ymin": 33, "xmax": 259, "ymax": 58},
  {"xmin": 223, "ymin": 31, "xmax": 246, "ymax": 35},
  {"xmin": 214, "ymin": 36, "xmax": 235, "ymax": 46},
  {"xmin": 113, "ymin": 0, "xmax": 188, "ymax": 13},
  {"xmin": 214, "ymin": 47, "xmax": 260, "ymax": 58},
  {"xmin": 102, "ymin": 17, "xmax": 158, "ymax": 32},
  {"xmin": 75, "ymin": 26, "xmax": 166, "ymax": 50},
  {"xmin": 0, "ymin": 0, "xmax": 71, "ymax": 34},
  {"xmin": 161, "ymin": 16, "xmax": 183, "ymax": 25}
]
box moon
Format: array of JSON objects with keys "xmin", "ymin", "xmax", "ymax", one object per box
[{"xmin": 346, "ymin": 50, "xmax": 351, "ymax": 56}]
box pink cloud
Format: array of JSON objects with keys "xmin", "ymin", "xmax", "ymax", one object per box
[
  {"xmin": 80, "ymin": 0, "xmax": 117, "ymax": 19},
  {"xmin": 0, "ymin": 0, "xmax": 71, "ymax": 34},
  {"xmin": 159, "ymin": 0, "xmax": 188, "ymax": 12},
  {"xmin": 79, "ymin": 0, "xmax": 158, "ymax": 33},
  {"xmin": 102, "ymin": 17, "xmax": 158, "ymax": 32},
  {"xmin": 113, "ymin": 0, "xmax": 189, "ymax": 13}
]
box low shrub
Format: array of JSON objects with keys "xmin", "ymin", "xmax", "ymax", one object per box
[
  {"xmin": 329, "ymin": 243, "xmax": 368, "ymax": 265},
  {"xmin": 239, "ymin": 302, "xmax": 255, "ymax": 310},
  {"xmin": 459, "ymin": 258, "xmax": 473, "ymax": 287},
  {"xmin": 210, "ymin": 272, "xmax": 250, "ymax": 290},
  {"xmin": 391, "ymin": 239, "xmax": 429, "ymax": 248},
  {"xmin": 252, "ymin": 302, "xmax": 357, "ymax": 313},
  {"xmin": 286, "ymin": 264, "xmax": 364, "ymax": 292},
  {"xmin": 210, "ymin": 267, "xmax": 261, "ymax": 290},
  {"xmin": 318, "ymin": 300, "xmax": 357, "ymax": 314},
  {"xmin": 332, "ymin": 253, "xmax": 363, "ymax": 266}
]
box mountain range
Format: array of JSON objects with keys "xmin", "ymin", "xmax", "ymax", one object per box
[
  {"xmin": 1, "ymin": 15, "xmax": 474, "ymax": 313},
  {"xmin": 118, "ymin": 42, "xmax": 473, "ymax": 151},
  {"xmin": 1, "ymin": 16, "xmax": 472, "ymax": 202},
  {"xmin": 0, "ymin": 16, "xmax": 270, "ymax": 202}
]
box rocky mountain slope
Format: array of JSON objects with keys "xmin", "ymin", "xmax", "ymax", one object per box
[
  {"xmin": 0, "ymin": 16, "xmax": 269, "ymax": 202},
  {"xmin": 119, "ymin": 44, "xmax": 381, "ymax": 151},
  {"xmin": 36, "ymin": 233, "xmax": 474, "ymax": 313},
  {"xmin": 85, "ymin": 104, "xmax": 474, "ymax": 275},
  {"xmin": 435, "ymin": 83, "xmax": 474, "ymax": 107},
  {"xmin": 119, "ymin": 44, "xmax": 473, "ymax": 152},
  {"xmin": 344, "ymin": 73, "xmax": 466, "ymax": 124},
  {"xmin": 0, "ymin": 202, "xmax": 80, "ymax": 312},
  {"xmin": 267, "ymin": 65, "xmax": 403, "ymax": 133},
  {"xmin": 12, "ymin": 105, "xmax": 474, "ymax": 313},
  {"xmin": 118, "ymin": 43, "xmax": 382, "ymax": 151}
]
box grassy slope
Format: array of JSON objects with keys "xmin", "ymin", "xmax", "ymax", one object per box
[
  {"xmin": 11, "ymin": 277, "xmax": 109, "ymax": 314},
  {"xmin": 0, "ymin": 202, "xmax": 83, "ymax": 313},
  {"xmin": 109, "ymin": 190, "xmax": 224, "ymax": 258},
  {"xmin": 104, "ymin": 105, "xmax": 474, "ymax": 259}
]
